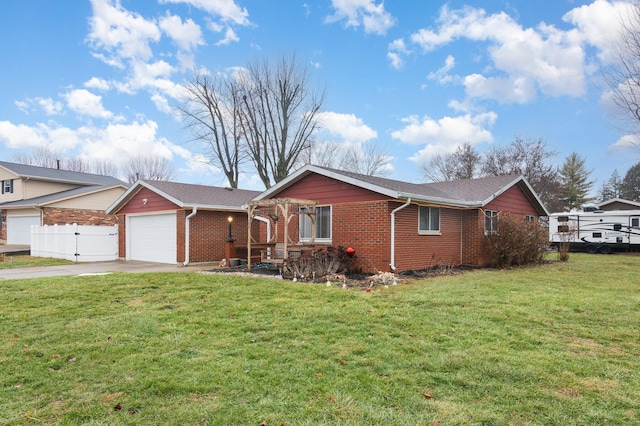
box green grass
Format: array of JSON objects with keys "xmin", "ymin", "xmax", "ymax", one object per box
[
  {"xmin": 0, "ymin": 255, "xmax": 73, "ymax": 269},
  {"xmin": 1, "ymin": 254, "xmax": 639, "ymax": 425}
]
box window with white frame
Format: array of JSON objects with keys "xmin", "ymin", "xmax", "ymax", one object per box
[
  {"xmin": 418, "ymin": 206, "xmax": 440, "ymax": 233},
  {"xmin": 485, "ymin": 210, "xmax": 498, "ymax": 234},
  {"xmin": 300, "ymin": 205, "xmax": 331, "ymax": 242},
  {"xmin": 2, "ymin": 179, "xmax": 13, "ymax": 194}
]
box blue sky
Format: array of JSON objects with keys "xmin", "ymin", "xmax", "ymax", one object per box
[{"xmin": 1, "ymin": 0, "xmax": 638, "ymax": 193}]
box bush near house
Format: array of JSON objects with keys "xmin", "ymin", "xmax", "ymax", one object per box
[
  {"xmin": 283, "ymin": 246, "xmax": 359, "ymax": 280},
  {"xmin": 485, "ymin": 211, "xmax": 549, "ymax": 267}
]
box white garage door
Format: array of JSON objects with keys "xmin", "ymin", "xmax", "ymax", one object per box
[
  {"xmin": 7, "ymin": 215, "xmax": 40, "ymax": 245},
  {"xmin": 127, "ymin": 212, "xmax": 177, "ymax": 264}
]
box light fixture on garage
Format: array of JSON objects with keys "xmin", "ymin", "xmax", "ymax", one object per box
[{"xmin": 227, "ymin": 215, "xmax": 234, "ymax": 242}]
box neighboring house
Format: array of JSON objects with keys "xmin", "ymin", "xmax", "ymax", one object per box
[
  {"xmin": 596, "ymin": 198, "xmax": 640, "ymax": 211},
  {"xmin": 106, "ymin": 180, "xmax": 260, "ymax": 265},
  {"xmin": 0, "ymin": 161, "xmax": 128, "ymax": 245},
  {"xmin": 249, "ymin": 165, "xmax": 549, "ymax": 273}
]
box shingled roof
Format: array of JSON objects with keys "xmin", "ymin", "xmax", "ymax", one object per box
[
  {"xmin": 107, "ymin": 180, "xmax": 261, "ymax": 214},
  {"xmin": 254, "ymin": 165, "xmax": 549, "ymax": 215},
  {"xmin": 0, "ymin": 161, "xmax": 126, "ymax": 186}
]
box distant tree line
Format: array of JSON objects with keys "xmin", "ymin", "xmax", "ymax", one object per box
[
  {"xmin": 13, "ymin": 147, "xmax": 175, "ymax": 184},
  {"xmin": 418, "ymin": 138, "xmax": 597, "ymax": 213}
]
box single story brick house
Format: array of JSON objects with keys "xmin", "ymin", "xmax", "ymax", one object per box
[
  {"xmin": 0, "ymin": 161, "xmax": 127, "ymax": 245},
  {"xmin": 106, "ymin": 180, "xmax": 260, "ymax": 265},
  {"xmin": 248, "ymin": 165, "xmax": 549, "ymax": 273}
]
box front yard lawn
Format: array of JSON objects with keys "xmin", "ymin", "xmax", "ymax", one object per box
[
  {"xmin": 1, "ymin": 254, "xmax": 638, "ymax": 424},
  {"xmin": 0, "ymin": 255, "xmax": 73, "ymax": 269}
]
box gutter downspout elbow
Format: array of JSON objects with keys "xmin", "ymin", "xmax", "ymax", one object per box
[
  {"xmin": 183, "ymin": 207, "xmax": 198, "ymax": 266},
  {"xmin": 390, "ymin": 198, "xmax": 411, "ymax": 272}
]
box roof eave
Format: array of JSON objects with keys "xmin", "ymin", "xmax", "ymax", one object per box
[
  {"xmin": 398, "ymin": 192, "xmax": 479, "ymax": 208},
  {"xmin": 253, "ymin": 165, "xmax": 400, "ymax": 201}
]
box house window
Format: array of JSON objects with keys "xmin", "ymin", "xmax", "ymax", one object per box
[
  {"xmin": 418, "ymin": 206, "xmax": 440, "ymax": 234},
  {"xmin": 485, "ymin": 210, "xmax": 498, "ymax": 234},
  {"xmin": 632, "ymin": 218, "xmax": 639, "ymax": 229},
  {"xmin": 300, "ymin": 205, "xmax": 331, "ymax": 242},
  {"xmin": 2, "ymin": 179, "xmax": 13, "ymax": 194},
  {"xmin": 525, "ymin": 215, "xmax": 536, "ymax": 222}
]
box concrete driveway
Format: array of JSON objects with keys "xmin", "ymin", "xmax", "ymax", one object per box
[{"xmin": 0, "ymin": 260, "xmax": 215, "ymax": 280}]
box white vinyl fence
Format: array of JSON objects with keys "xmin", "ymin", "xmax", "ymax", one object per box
[{"xmin": 31, "ymin": 223, "xmax": 118, "ymax": 262}]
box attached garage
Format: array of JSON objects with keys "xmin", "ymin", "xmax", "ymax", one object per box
[
  {"xmin": 107, "ymin": 180, "xmax": 260, "ymax": 265},
  {"xmin": 127, "ymin": 212, "xmax": 177, "ymax": 264},
  {"xmin": 7, "ymin": 214, "xmax": 40, "ymax": 245}
]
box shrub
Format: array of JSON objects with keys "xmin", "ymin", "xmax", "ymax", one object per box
[
  {"xmin": 485, "ymin": 212, "xmax": 549, "ymax": 267},
  {"xmin": 283, "ymin": 246, "xmax": 358, "ymax": 280}
]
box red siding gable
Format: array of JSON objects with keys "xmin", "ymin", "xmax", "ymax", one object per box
[
  {"xmin": 275, "ymin": 173, "xmax": 391, "ymax": 203},
  {"xmin": 118, "ymin": 187, "xmax": 179, "ymax": 214},
  {"xmin": 484, "ymin": 184, "xmax": 539, "ymax": 216}
]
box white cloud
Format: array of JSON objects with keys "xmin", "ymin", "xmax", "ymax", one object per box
[
  {"xmin": 387, "ymin": 38, "xmax": 409, "ymax": 69},
  {"xmin": 159, "ymin": 13, "xmax": 204, "ymax": 51},
  {"xmin": 317, "ymin": 111, "xmax": 377, "ymax": 143},
  {"xmin": 427, "ymin": 55, "xmax": 456, "ymax": 84},
  {"xmin": 151, "ymin": 93, "xmax": 172, "ymax": 114},
  {"xmin": 406, "ymin": 4, "xmax": 591, "ymax": 102},
  {"xmin": 0, "ymin": 118, "xmax": 181, "ymax": 167},
  {"xmin": 463, "ymin": 73, "xmax": 537, "ymax": 104},
  {"xmin": 563, "ymin": 0, "xmax": 634, "ymax": 64},
  {"xmin": 84, "ymin": 77, "xmax": 111, "ymax": 91},
  {"xmin": 609, "ymin": 133, "xmax": 640, "ymax": 152},
  {"xmin": 0, "ymin": 121, "xmax": 48, "ymax": 148},
  {"xmin": 159, "ymin": 0, "xmax": 250, "ymax": 26},
  {"xmin": 215, "ymin": 27, "xmax": 240, "ymax": 46},
  {"xmin": 87, "ymin": 0, "xmax": 161, "ymax": 64},
  {"xmin": 326, "ymin": 0, "xmax": 396, "ymax": 35},
  {"xmin": 391, "ymin": 112, "xmax": 496, "ymax": 164},
  {"xmin": 63, "ymin": 89, "xmax": 113, "ymax": 119}
]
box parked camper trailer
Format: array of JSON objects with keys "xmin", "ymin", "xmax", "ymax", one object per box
[{"xmin": 549, "ymin": 210, "xmax": 640, "ymax": 253}]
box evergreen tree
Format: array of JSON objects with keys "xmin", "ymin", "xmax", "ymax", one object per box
[
  {"xmin": 558, "ymin": 152, "xmax": 594, "ymax": 211},
  {"xmin": 598, "ymin": 169, "xmax": 623, "ymax": 202},
  {"xmin": 622, "ymin": 162, "xmax": 640, "ymax": 201}
]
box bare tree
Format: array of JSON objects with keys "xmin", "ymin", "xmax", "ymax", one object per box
[
  {"xmin": 481, "ymin": 137, "xmax": 561, "ymax": 210},
  {"xmin": 239, "ymin": 54, "xmax": 325, "ymax": 188},
  {"xmin": 603, "ymin": 1, "xmax": 640, "ymax": 152},
  {"xmin": 301, "ymin": 140, "xmax": 393, "ymax": 176},
  {"xmin": 13, "ymin": 147, "xmax": 65, "ymax": 169},
  {"xmin": 91, "ymin": 159, "xmax": 120, "ymax": 177},
  {"xmin": 123, "ymin": 155, "xmax": 176, "ymax": 183},
  {"xmin": 420, "ymin": 142, "xmax": 481, "ymax": 182},
  {"xmin": 179, "ymin": 72, "xmax": 245, "ymax": 188},
  {"xmin": 338, "ymin": 142, "xmax": 393, "ymax": 176}
]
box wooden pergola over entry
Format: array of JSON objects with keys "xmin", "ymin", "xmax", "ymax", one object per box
[{"xmin": 246, "ymin": 198, "xmax": 318, "ymax": 270}]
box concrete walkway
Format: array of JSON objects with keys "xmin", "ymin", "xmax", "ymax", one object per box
[{"xmin": 0, "ymin": 260, "xmax": 215, "ymax": 280}]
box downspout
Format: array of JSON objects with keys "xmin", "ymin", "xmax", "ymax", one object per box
[
  {"xmin": 183, "ymin": 207, "xmax": 198, "ymax": 266},
  {"xmin": 390, "ymin": 198, "xmax": 411, "ymax": 271},
  {"xmin": 253, "ymin": 215, "xmax": 272, "ymax": 258},
  {"xmin": 253, "ymin": 215, "xmax": 272, "ymax": 241}
]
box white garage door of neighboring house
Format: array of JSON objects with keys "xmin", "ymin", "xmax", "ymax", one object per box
[
  {"xmin": 127, "ymin": 212, "xmax": 177, "ymax": 264},
  {"xmin": 7, "ymin": 215, "xmax": 40, "ymax": 245}
]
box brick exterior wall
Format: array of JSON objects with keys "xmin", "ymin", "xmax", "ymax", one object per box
[
  {"xmin": 0, "ymin": 210, "xmax": 5, "ymax": 242},
  {"xmin": 115, "ymin": 208, "xmax": 255, "ymax": 264},
  {"xmin": 188, "ymin": 211, "xmax": 251, "ymax": 263},
  {"xmin": 42, "ymin": 207, "xmax": 118, "ymax": 226}
]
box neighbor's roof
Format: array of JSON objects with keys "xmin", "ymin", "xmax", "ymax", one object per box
[
  {"xmin": 107, "ymin": 180, "xmax": 262, "ymax": 214},
  {"xmin": 0, "ymin": 161, "xmax": 126, "ymax": 186},
  {"xmin": 254, "ymin": 165, "xmax": 549, "ymax": 215},
  {"xmin": 597, "ymin": 197, "xmax": 640, "ymax": 209},
  {"xmin": 0, "ymin": 185, "xmax": 127, "ymax": 209}
]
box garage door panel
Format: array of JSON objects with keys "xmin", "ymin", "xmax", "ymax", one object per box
[
  {"xmin": 128, "ymin": 213, "xmax": 176, "ymax": 264},
  {"xmin": 7, "ymin": 215, "xmax": 40, "ymax": 245}
]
